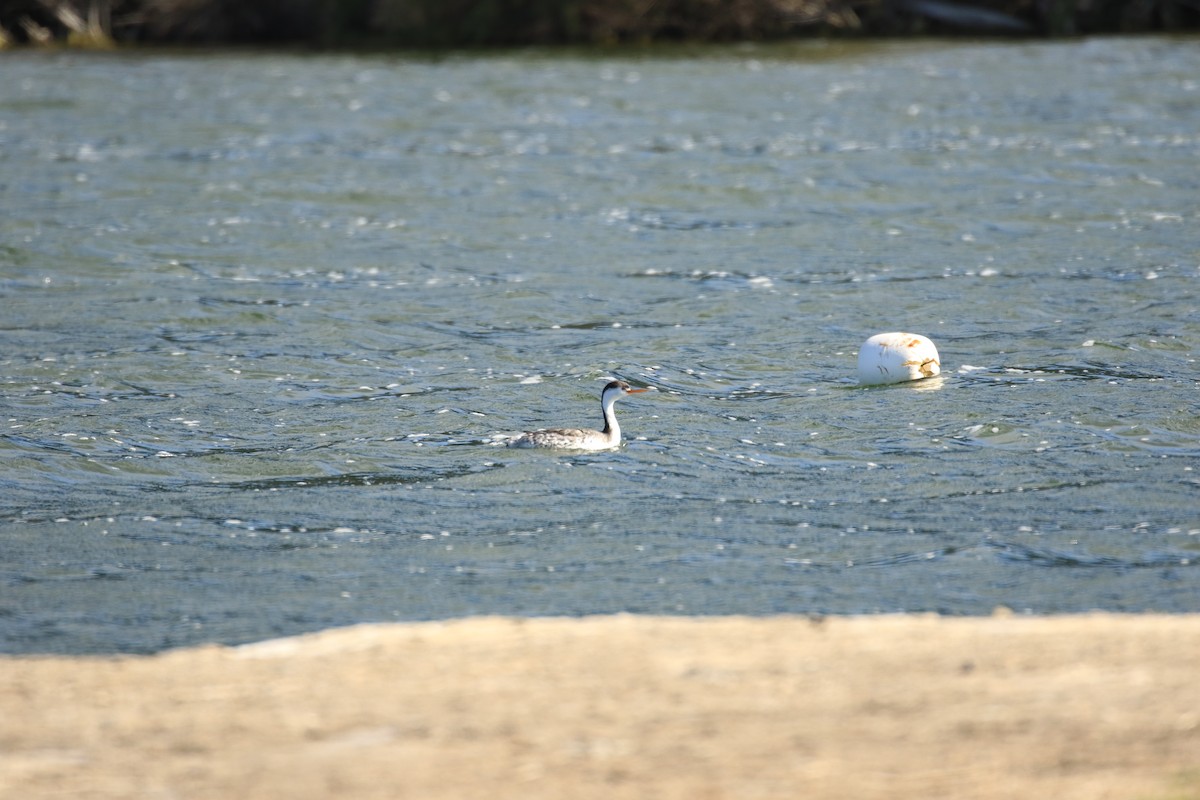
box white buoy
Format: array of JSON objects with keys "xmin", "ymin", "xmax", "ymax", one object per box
[{"xmin": 857, "ymin": 332, "xmax": 941, "ymax": 386}]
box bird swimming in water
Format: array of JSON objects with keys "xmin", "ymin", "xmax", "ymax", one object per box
[{"xmin": 507, "ymin": 380, "xmax": 650, "ymax": 451}]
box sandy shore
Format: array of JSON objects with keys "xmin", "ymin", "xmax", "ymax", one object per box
[{"xmin": 3, "ymin": 612, "xmax": 1199, "ymax": 799}]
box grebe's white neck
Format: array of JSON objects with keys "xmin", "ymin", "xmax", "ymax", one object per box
[{"xmin": 599, "ymin": 383, "xmax": 626, "ymax": 438}]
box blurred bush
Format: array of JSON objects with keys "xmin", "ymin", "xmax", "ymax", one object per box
[{"xmin": 0, "ymin": 0, "xmax": 1195, "ymax": 47}]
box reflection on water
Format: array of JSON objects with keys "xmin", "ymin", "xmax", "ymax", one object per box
[{"xmin": 1, "ymin": 39, "xmax": 1198, "ymax": 653}]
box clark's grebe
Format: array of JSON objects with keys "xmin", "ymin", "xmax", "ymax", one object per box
[
  {"xmin": 858, "ymin": 332, "xmax": 941, "ymax": 385},
  {"xmin": 508, "ymin": 380, "xmax": 649, "ymax": 451}
]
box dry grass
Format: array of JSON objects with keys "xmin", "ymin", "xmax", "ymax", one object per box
[{"xmin": 2, "ymin": 613, "xmax": 1199, "ymax": 800}]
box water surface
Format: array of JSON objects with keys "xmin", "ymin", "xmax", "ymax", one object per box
[{"xmin": 2, "ymin": 38, "xmax": 1198, "ymax": 654}]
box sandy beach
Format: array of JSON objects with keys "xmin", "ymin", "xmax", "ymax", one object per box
[{"xmin": 3, "ymin": 612, "xmax": 1199, "ymax": 799}]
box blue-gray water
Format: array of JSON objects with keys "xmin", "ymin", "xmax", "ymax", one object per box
[{"xmin": 2, "ymin": 39, "xmax": 1198, "ymax": 655}]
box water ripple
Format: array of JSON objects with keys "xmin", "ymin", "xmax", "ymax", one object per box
[{"xmin": 987, "ymin": 540, "xmax": 1196, "ymax": 569}]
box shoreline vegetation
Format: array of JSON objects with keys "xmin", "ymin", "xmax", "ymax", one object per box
[{"xmin": 0, "ymin": 0, "xmax": 1197, "ymax": 50}]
